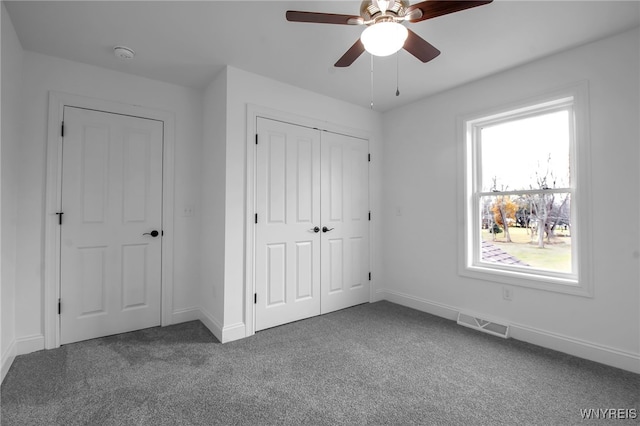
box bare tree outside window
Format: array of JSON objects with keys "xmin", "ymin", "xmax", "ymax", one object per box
[
  {"xmin": 462, "ymin": 85, "xmax": 591, "ymax": 295},
  {"xmin": 477, "ymin": 109, "xmax": 574, "ymax": 274}
]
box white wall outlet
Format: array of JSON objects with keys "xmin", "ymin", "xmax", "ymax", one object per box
[{"xmin": 502, "ymin": 286, "xmax": 513, "ymax": 301}]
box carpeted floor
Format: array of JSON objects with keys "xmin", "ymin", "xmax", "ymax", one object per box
[{"xmin": 1, "ymin": 301, "xmax": 638, "ymax": 425}]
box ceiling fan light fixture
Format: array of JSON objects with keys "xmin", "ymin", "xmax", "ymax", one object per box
[{"xmin": 361, "ymin": 21, "xmax": 408, "ymax": 57}]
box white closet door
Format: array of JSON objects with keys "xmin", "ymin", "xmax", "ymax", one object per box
[
  {"xmin": 255, "ymin": 118, "xmax": 322, "ymax": 331},
  {"xmin": 320, "ymin": 131, "xmax": 370, "ymax": 314},
  {"xmin": 60, "ymin": 106, "xmax": 163, "ymax": 344}
]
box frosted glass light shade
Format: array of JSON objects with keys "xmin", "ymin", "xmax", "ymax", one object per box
[{"xmin": 361, "ymin": 22, "xmax": 408, "ymax": 57}]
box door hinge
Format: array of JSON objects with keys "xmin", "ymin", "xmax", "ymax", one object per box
[
  {"xmin": 368, "ymin": 211, "xmax": 371, "ymax": 221},
  {"xmin": 255, "ymin": 134, "xmax": 258, "ymax": 145},
  {"xmin": 58, "ymin": 298, "xmax": 61, "ymax": 315},
  {"xmin": 254, "ymin": 293, "xmax": 257, "ymax": 304},
  {"xmin": 368, "ymin": 153, "xmax": 371, "ymax": 162},
  {"xmin": 255, "ymin": 213, "xmax": 258, "ymax": 224},
  {"xmin": 56, "ymin": 212, "xmax": 64, "ymax": 225},
  {"xmin": 369, "ymin": 272, "xmax": 372, "ymax": 281},
  {"xmin": 61, "ymin": 122, "xmax": 65, "ymax": 138}
]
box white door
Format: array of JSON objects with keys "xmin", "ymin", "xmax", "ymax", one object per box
[
  {"xmin": 60, "ymin": 106, "xmax": 163, "ymax": 344},
  {"xmin": 254, "ymin": 118, "xmax": 370, "ymax": 331},
  {"xmin": 255, "ymin": 118, "xmax": 322, "ymax": 331},
  {"xmin": 320, "ymin": 131, "xmax": 370, "ymax": 314}
]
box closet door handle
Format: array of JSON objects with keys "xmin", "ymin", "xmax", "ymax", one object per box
[
  {"xmin": 322, "ymin": 227, "xmax": 334, "ymax": 233},
  {"xmin": 309, "ymin": 226, "xmax": 320, "ymax": 233}
]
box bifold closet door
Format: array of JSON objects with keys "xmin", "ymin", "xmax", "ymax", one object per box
[
  {"xmin": 319, "ymin": 131, "xmax": 370, "ymax": 314},
  {"xmin": 254, "ymin": 117, "xmax": 370, "ymax": 331},
  {"xmin": 255, "ymin": 118, "xmax": 322, "ymax": 331}
]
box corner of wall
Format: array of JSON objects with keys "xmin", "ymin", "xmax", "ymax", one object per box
[
  {"xmin": 16, "ymin": 334, "xmax": 44, "ymax": 355},
  {"xmin": 171, "ymin": 307, "xmax": 201, "ymax": 325},
  {"xmin": 198, "ymin": 306, "xmax": 223, "ymax": 343},
  {"xmin": 1, "ymin": 340, "xmax": 16, "ymax": 383},
  {"xmin": 200, "ymin": 65, "xmax": 228, "ymax": 333},
  {"xmin": 221, "ymin": 322, "xmax": 246, "ymax": 343},
  {"xmin": 1, "ymin": 0, "xmax": 24, "ymax": 384}
]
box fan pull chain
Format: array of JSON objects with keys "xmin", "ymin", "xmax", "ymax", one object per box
[
  {"xmin": 370, "ymin": 54, "xmax": 374, "ymax": 110},
  {"xmin": 396, "ymin": 52, "xmax": 400, "ymax": 97}
]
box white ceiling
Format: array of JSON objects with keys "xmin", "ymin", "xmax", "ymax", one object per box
[{"xmin": 5, "ymin": 1, "xmax": 639, "ymax": 111}]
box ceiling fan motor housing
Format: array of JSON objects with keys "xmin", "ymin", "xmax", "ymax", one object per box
[{"xmin": 361, "ymin": 0, "xmax": 410, "ymax": 22}]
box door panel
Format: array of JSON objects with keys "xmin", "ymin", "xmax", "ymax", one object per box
[
  {"xmin": 328, "ymin": 239, "xmax": 344, "ymax": 293},
  {"xmin": 80, "ymin": 125, "xmax": 109, "ymax": 223},
  {"xmin": 329, "ymin": 145, "xmax": 344, "ymax": 221},
  {"xmin": 255, "ymin": 118, "xmax": 321, "ymax": 331},
  {"xmin": 266, "ymin": 243, "xmax": 286, "ymax": 306},
  {"xmin": 60, "ymin": 106, "xmax": 163, "ymax": 344},
  {"xmin": 121, "ymin": 244, "xmax": 149, "ymax": 309},
  {"xmin": 295, "ymin": 242, "xmax": 313, "ymax": 300},
  {"xmin": 123, "ymin": 131, "xmax": 152, "ymax": 222},
  {"xmin": 77, "ymin": 245, "xmax": 107, "ymax": 316},
  {"xmin": 254, "ymin": 118, "xmax": 369, "ymax": 330},
  {"xmin": 320, "ymin": 132, "xmax": 370, "ymax": 314}
]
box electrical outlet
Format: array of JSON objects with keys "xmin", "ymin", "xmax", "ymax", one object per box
[
  {"xmin": 182, "ymin": 205, "xmax": 194, "ymax": 217},
  {"xmin": 502, "ymin": 287, "xmax": 513, "ymax": 301}
]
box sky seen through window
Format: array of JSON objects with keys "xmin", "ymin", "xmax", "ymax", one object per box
[{"xmin": 480, "ymin": 110, "xmax": 571, "ymax": 191}]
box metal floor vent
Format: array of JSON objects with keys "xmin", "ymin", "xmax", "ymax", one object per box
[{"xmin": 457, "ymin": 312, "xmax": 510, "ymax": 339}]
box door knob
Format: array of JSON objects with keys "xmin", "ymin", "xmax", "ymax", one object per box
[
  {"xmin": 322, "ymin": 226, "xmax": 334, "ymax": 233},
  {"xmin": 309, "ymin": 226, "xmax": 320, "ymax": 233},
  {"xmin": 143, "ymin": 230, "xmax": 160, "ymax": 237}
]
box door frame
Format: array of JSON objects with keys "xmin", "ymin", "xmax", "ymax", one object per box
[
  {"xmin": 245, "ymin": 104, "xmax": 372, "ymax": 337},
  {"xmin": 44, "ymin": 91, "xmax": 175, "ymax": 349}
]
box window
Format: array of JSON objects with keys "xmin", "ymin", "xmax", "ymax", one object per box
[{"xmin": 460, "ymin": 84, "xmax": 592, "ymax": 296}]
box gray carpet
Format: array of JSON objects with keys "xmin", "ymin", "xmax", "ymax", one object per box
[{"xmin": 1, "ymin": 301, "xmax": 638, "ymax": 425}]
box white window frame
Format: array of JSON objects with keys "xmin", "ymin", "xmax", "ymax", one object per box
[{"xmin": 458, "ymin": 82, "xmax": 593, "ymax": 297}]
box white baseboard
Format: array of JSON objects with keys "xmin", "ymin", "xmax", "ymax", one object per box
[
  {"xmin": 221, "ymin": 322, "xmax": 246, "ymax": 343},
  {"xmin": 1, "ymin": 339, "xmax": 17, "ymax": 383},
  {"xmin": 376, "ymin": 288, "xmax": 640, "ymax": 374},
  {"xmin": 198, "ymin": 307, "xmax": 223, "ymax": 343},
  {"xmin": 509, "ymin": 324, "xmax": 640, "ymax": 374},
  {"xmin": 194, "ymin": 308, "xmax": 245, "ymax": 343},
  {"xmin": 16, "ymin": 334, "xmax": 44, "ymax": 356},
  {"xmin": 375, "ymin": 289, "xmax": 459, "ymax": 321},
  {"xmin": 171, "ymin": 307, "xmax": 201, "ymax": 325}
]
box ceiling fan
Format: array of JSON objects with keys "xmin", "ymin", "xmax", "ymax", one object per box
[{"xmin": 286, "ymin": 0, "xmax": 492, "ymax": 67}]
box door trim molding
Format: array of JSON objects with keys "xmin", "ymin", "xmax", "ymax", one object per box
[
  {"xmin": 44, "ymin": 91, "xmax": 176, "ymax": 349},
  {"xmin": 245, "ymin": 104, "xmax": 371, "ymax": 338}
]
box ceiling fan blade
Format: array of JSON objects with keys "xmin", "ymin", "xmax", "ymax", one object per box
[
  {"xmin": 334, "ymin": 39, "xmax": 366, "ymax": 67},
  {"xmin": 286, "ymin": 11, "xmax": 364, "ymax": 25},
  {"xmin": 403, "ymin": 29, "xmax": 441, "ymax": 63},
  {"xmin": 406, "ymin": 1, "xmax": 492, "ymax": 23}
]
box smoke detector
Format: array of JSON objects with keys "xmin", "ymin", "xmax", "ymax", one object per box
[{"xmin": 113, "ymin": 46, "xmax": 135, "ymax": 60}]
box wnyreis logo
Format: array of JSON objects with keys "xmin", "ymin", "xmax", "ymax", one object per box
[{"xmin": 580, "ymin": 408, "xmax": 637, "ymax": 420}]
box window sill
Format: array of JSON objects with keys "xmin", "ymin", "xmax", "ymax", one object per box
[{"xmin": 460, "ymin": 264, "xmax": 593, "ymax": 297}]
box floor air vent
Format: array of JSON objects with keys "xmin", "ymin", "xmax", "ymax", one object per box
[{"xmin": 457, "ymin": 312, "xmax": 510, "ymax": 338}]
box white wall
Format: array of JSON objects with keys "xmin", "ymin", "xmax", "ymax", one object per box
[
  {"xmin": 380, "ymin": 28, "xmax": 640, "ymax": 372},
  {"xmin": 204, "ymin": 66, "xmax": 383, "ymax": 342},
  {"xmin": 1, "ymin": 1, "xmax": 23, "ymax": 381},
  {"xmin": 200, "ymin": 67, "xmax": 228, "ymax": 339},
  {"xmin": 13, "ymin": 51, "xmax": 203, "ymax": 352}
]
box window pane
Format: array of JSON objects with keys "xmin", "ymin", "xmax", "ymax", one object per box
[
  {"xmin": 480, "ymin": 192, "xmax": 572, "ymax": 273},
  {"xmin": 480, "ymin": 110, "xmax": 571, "ymax": 191}
]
